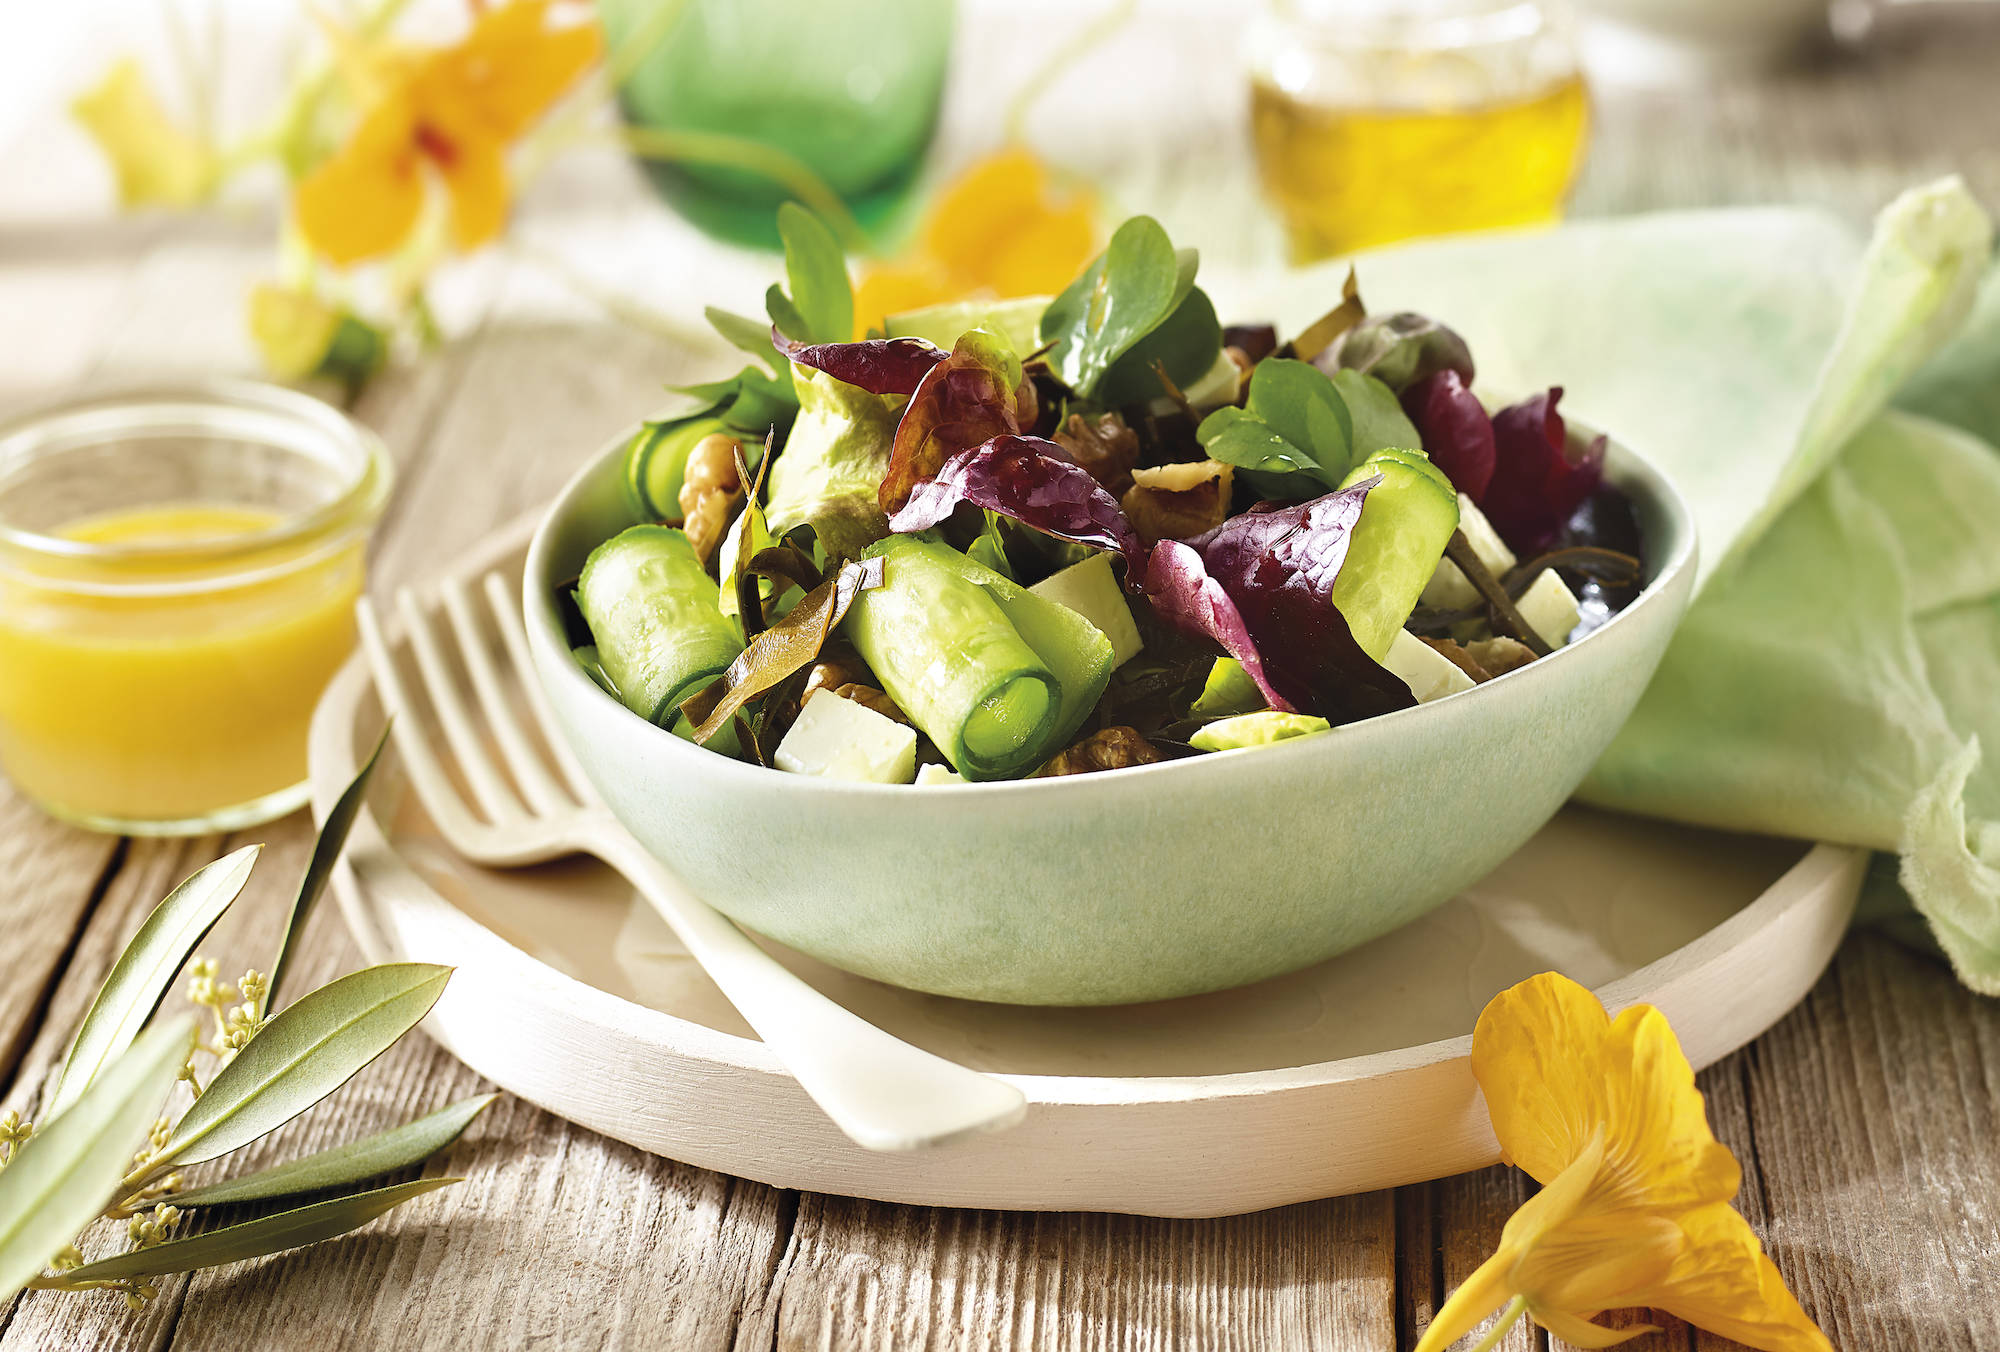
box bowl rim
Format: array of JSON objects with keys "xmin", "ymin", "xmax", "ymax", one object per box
[{"xmin": 524, "ymin": 415, "xmax": 1698, "ymax": 800}]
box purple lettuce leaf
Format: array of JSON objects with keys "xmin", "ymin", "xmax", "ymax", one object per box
[
  {"xmin": 771, "ymin": 329, "xmax": 948, "ymax": 397},
  {"xmin": 1483, "ymin": 387, "xmax": 1607, "ymax": 554},
  {"xmin": 1144, "ymin": 482, "xmax": 1416, "ymax": 720},
  {"xmin": 1402, "ymin": 370, "xmax": 1495, "ymax": 502},
  {"xmin": 1144, "ymin": 540, "xmax": 1287, "ymax": 705},
  {"xmin": 879, "ymin": 329, "xmax": 1028, "ymax": 512},
  {"xmin": 888, "ymin": 435, "xmax": 1143, "ymax": 563}
]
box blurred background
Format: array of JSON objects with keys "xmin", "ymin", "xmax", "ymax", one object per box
[{"xmin": 4, "ymin": 0, "xmax": 1998, "ymax": 415}]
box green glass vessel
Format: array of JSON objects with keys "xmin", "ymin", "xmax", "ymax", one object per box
[{"xmin": 597, "ymin": 0, "xmax": 955, "ymax": 249}]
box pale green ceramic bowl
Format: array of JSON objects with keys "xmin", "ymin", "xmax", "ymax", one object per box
[{"xmin": 526, "ymin": 425, "xmax": 1696, "ymax": 1005}]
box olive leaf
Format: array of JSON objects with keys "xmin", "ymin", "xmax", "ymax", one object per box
[
  {"xmin": 766, "ymin": 201, "xmax": 852, "ymax": 345},
  {"xmin": 169, "ymin": 1094, "xmax": 496, "ymax": 1210},
  {"xmin": 1040, "ymin": 216, "xmax": 1199, "ymax": 399},
  {"xmin": 703, "ymin": 305, "xmax": 786, "ymax": 377},
  {"xmin": 0, "ymin": 1017, "xmax": 192, "ymax": 1301},
  {"xmin": 53, "ymin": 1178, "xmax": 458, "ymax": 1284},
  {"xmin": 155, "ymin": 964, "xmax": 451, "ymax": 1169},
  {"xmin": 46, "ymin": 847, "xmax": 260, "ymax": 1120},
  {"xmin": 268, "ymin": 727, "xmax": 387, "ymax": 1011}
]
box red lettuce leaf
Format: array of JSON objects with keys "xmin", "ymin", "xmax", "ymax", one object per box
[
  {"xmin": 888, "ymin": 435, "xmax": 1143, "ymax": 563},
  {"xmin": 879, "ymin": 330, "xmax": 1028, "ymax": 512},
  {"xmin": 1144, "ymin": 483, "xmax": 1416, "ymax": 720},
  {"xmin": 770, "ymin": 329, "xmax": 947, "ymax": 397},
  {"xmin": 1145, "ymin": 540, "xmax": 1285, "ymax": 704},
  {"xmin": 1402, "ymin": 370, "xmax": 1495, "ymax": 502},
  {"xmin": 1483, "ymin": 387, "xmax": 1607, "ymax": 554}
]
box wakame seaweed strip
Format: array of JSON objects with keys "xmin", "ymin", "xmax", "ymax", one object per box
[
  {"xmin": 577, "ymin": 525, "xmax": 745, "ymax": 727},
  {"xmin": 843, "ymin": 536, "xmax": 1112, "ymax": 780}
]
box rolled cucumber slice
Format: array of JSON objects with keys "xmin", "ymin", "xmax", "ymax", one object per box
[
  {"xmin": 623, "ymin": 417, "xmax": 728, "ymax": 521},
  {"xmin": 576, "ymin": 525, "xmax": 744, "ymax": 728},
  {"xmin": 843, "ymin": 536, "xmax": 1114, "ymax": 780}
]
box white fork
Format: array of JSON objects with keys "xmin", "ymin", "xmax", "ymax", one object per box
[{"xmin": 356, "ymin": 573, "xmax": 1028, "ymax": 1152}]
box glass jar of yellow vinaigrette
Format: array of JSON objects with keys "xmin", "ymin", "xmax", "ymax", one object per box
[
  {"xmin": 0, "ymin": 384, "xmax": 390, "ymax": 835},
  {"xmin": 1246, "ymin": 0, "xmax": 1590, "ymax": 262}
]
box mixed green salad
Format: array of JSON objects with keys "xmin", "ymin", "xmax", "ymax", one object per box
[{"xmin": 564, "ymin": 205, "xmax": 1644, "ymax": 784}]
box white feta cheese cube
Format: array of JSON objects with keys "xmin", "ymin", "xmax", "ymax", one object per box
[
  {"xmin": 1029, "ymin": 553, "xmax": 1144, "ymax": 669},
  {"xmin": 915, "ymin": 763, "xmax": 966, "ymax": 785},
  {"xmin": 774, "ymin": 691, "xmax": 917, "ymax": 784},
  {"xmin": 1516, "ymin": 570, "xmax": 1582, "ymax": 649},
  {"xmin": 1383, "ymin": 629, "xmax": 1476, "ymax": 704},
  {"xmin": 1421, "ymin": 494, "xmax": 1518, "ymax": 610}
]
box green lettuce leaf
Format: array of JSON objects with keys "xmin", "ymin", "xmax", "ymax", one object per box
[{"xmin": 763, "ymin": 364, "xmax": 898, "ymax": 561}]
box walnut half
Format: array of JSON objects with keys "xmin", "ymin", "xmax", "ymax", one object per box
[
  {"xmin": 1036, "ymin": 726, "xmax": 1163, "ymax": 777},
  {"xmin": 1120, "ymin": 459, "xmax": 1234, "ymax": 545},
  {"xmin": 679, "ymin": 432, "xmax": 744, "ymax": 567}
]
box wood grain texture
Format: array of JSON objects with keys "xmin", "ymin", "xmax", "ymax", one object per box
[{"xmin": 4, "ymin": 2, "xmax": 2000, "ymax": 1346}]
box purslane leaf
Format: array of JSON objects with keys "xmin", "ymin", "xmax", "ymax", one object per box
[
  {"xmin": 1096, "ymin": 282, "xmax": 1223, "ymax": 408},
  {"xmin": 1039, "ymin": 217, "xmax": 1192, "ymax": 399},
  {"xmin": 157, "ymin": 964, "xmax": 451, "ymax": 1168},
  {"xmin": 771, "ymin": 202, "xmax": 853, "ymax": 345},
  {"xmin": 1251, "ymin": 359, "xmax": 1354, "ymax": 466},
  {"xmin": 169, "ymin": 1095, "xmax": 497, "ymax": 1210},
  {"xmin": 704, "ymin": 306, "xmax": 787, "ymax": 377},
  {"xmin": 1330, "ymin": 369, "xmax": 1424, "ymax": 460},
  {"xmin": 48, "ymin": 847, "xmax": 260, "ymax": 1120},
  {"xmin": 1197, "ymin": 358, "xmax": 1355, "ymax": 492},
  {"xmin": 53, "ymin": 1178, "xmax": 458, "ymax": 1283},
  {"xmin": 269, "ymin": 730, "xmax": 387, "ymax": 1010},
  {"xmin": 0, "ymin": 1017, "xmax": 192, "ymax": 1302}
]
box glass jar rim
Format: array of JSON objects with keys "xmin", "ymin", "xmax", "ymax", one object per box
[
  {"xmin": 0, "ymin": 379, "xmax": 391, "ymax": 570},
  {"xmin": 1253, "ymin": 0, "xmax": 1559, "ymax": 53}
]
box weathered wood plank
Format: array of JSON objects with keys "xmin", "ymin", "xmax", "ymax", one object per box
[
  {"xmin": 1725, "ymin": 936, "xmax": 2000, "ymax": 1351},
  {"xmin": 743, "ymin": 1192, "xmax": 1396, "ymax": 1351}
]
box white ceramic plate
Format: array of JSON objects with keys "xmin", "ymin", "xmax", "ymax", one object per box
[{"xmin": 309, "ymin": 517, "xmax": 1865, "ymax": 1217}]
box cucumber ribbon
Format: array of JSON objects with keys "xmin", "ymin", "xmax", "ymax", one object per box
[{"xmin": 843, "ymin": 535, "xmax": 1113, "ymax": 781}]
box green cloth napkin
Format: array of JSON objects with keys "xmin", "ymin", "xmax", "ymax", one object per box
[{"xmin": 1239, "ymin": 180, "xmax": 2000, "ymax": 991}]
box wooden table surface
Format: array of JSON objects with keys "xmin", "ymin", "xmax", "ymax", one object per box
[{"xmin": 5, "ymin": 4, "xmax": 2000, "ymax": 1348}]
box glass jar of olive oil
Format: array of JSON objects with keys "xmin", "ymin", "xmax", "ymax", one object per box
[{"xmin": 1247, "ymin": 0, "xmax": 1590, "ymax": 261}]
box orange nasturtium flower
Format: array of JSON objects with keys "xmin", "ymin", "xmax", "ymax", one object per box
[
  {"xmin": 295, "ymin": 0, "xmax": 601, "ymax": 266},
  {"xmin": 1417, "ymin": 973, "xmax": 1831, "ymax": 1352},
  {"xmin": 851, "ymin": 147, "xmax": 1099, "ymax": 337}
]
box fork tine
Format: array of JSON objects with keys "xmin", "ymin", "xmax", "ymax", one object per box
[
  {"xmin": 356, "ymin": 596, "xmax": 490, "ymax": 848},
  {"xmin": 442, "ymin": 576, "xmax": 572, "ymax": 815},
  {"xmin": 483, "ymin": 570, "xmax": 598, "ymax": 805},
  {"xmin": 396, "ymin": 587, "xmax": 525, "ymax": 825}
]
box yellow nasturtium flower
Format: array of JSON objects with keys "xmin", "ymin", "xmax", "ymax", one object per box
[
  {"xmin": 295, "ymin": 0, "xmax": 601, "ymax": 266},
  {"xmin": 852, "ymin": 147, "xmax": 1098, "ymax": 336},
  {"xmin": 71, "ymin": 58, "xmax": 217, "ymax": 208},
  {"xmin": 1418, "ymin": 973, "xmax": 1831, "ymax": 1352}
]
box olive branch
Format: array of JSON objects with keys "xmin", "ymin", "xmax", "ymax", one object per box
[{"xmin": 0, "ymin": 733, "xmax": 489, "ymax": 1311}]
